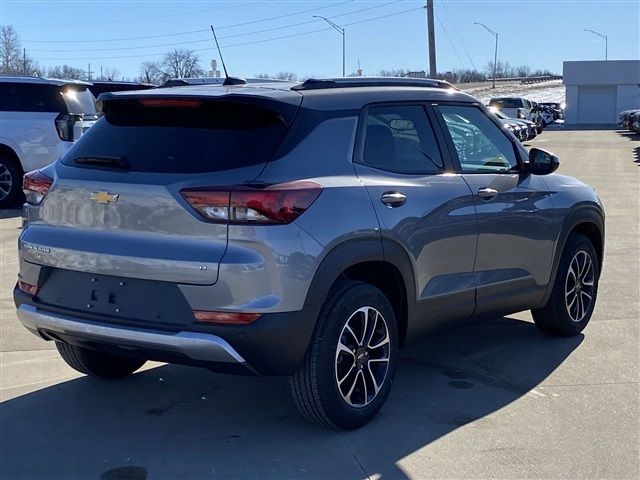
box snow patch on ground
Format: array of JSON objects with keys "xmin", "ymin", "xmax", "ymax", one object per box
[{"xmin": 455, "ymin": 80, "xmax": 565, "ymax": 104}]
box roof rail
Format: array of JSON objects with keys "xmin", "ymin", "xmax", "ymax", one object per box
[{"xmin": 291, "ymin": 77, "xmax": 456, "ymax": 91}]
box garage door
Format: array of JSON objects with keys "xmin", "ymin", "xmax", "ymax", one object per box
[{"xmin": 577, "ymin": 86, "xmax": 617, "ymax": 124}]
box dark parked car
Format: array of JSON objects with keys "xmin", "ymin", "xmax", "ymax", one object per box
[{"xmin": 15, "ymin": 77, "xmax": 605, "ymax": 429}]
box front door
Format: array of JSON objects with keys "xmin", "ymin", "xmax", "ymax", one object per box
[
  {"xmin": 434, "ymin": 103, "xmax": 556, "ymax": 318},
  {"xmin": 353, "ymin": 103, "xmax": 478, "ymax": 340}
]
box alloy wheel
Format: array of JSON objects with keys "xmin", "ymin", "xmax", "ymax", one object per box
[
  {"xmin": 334, "ymin": 306, "xmax": 391, "ymax": 408},
  {"xmin": 0, "ymin": 163, "xmax": 12, "ymax": 201},
  {"xmin": 564, "ymin": 250, "xmax": 595, "ymax": 322}
]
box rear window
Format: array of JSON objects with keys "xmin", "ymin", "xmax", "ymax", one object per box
[
  {"xmin": 60, "ymin": 100, "xmax": 288, "ymax": 173},
  {"xmin": 489, "ymin": 98, "xmax": 523, "ymax": 109}
]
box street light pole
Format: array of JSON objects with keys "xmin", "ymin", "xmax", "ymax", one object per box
[
  {"xmin": 314, "ymin": 15, "xmax": 345, "ymax": 77},
  {"xmin": 474, "ymin": 22, "xmax": 499, "ymax": 88},
  {"xmin": 584, "ymin": 29, "xmax": 608, "ymax": 60}
]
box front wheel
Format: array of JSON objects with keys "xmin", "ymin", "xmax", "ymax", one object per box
[
  {"xmin": 532, "ymin": 233, "xmax": 600, "ymax": 336},
  {"xmin": 290, "ymin": 281, "xmax": 398, "ymax": 429}
]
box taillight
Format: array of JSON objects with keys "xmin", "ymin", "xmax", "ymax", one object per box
[
  {"xmin": 138, "ymin": 99, "xmax": 202, "ymax": 108},
  {"xmin": 23, "ymin": 170, "xmax": 53, "ymax": 205},
  {"xmin": 181, "ymin": 181, "xmax": 322, "ymax": 224},
  {"xmin": 17, "ymin": 280, "xmax": 39, "ymax": 296},
  {"xmin": 55, "ymin": 113, "xmax": 81, "ymax": 141},
  {"xmin": 193, "ymin": 310, "xmax": 262, "ymax": 325}
]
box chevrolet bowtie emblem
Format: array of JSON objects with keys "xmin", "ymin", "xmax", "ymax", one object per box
[{"xmin": 90, "ymin": 191, "xmax": 119, "ymax": 204}]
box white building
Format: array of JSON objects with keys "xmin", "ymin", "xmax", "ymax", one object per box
[{"xmin": 563, "ymin": 60, "xmax": 640, "ymax": 124}]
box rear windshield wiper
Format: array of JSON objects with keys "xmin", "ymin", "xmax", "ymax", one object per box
[{"xmin": 73, "ymin": 156, "xmax": 131, "ymax": 170}]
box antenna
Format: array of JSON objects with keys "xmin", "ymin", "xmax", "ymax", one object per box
[{"xmin": 210, "ymin": 25, "xmax": 246, "ymax": 86}]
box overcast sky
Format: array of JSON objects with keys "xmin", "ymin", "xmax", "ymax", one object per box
[{"xmin": 2, "ymin": 0, "xmax": 638, "ymax": 80}]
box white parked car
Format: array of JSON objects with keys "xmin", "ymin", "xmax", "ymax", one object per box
[
  {"xmin": 488, "ymin": 97, "xmax": 534, "ymax": 122},
  {"xmin": 0, "ymin": 76, "xmax": 98, "ymax": 207}
]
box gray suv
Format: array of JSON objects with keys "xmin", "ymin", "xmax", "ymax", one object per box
[{"xmin": 14, "ymin": 78, "xmax": 604, "ymax": 429}]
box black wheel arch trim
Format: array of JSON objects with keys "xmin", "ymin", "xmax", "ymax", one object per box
[
  {"xmin": 539, "ymin": 203, "xmax": 605, "ymax": 308},
  {"xmin": 304, "ymin": 236, "xmax": 416, "ymax": 308}
]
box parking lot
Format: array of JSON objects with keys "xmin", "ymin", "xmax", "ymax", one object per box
[{"xmin": 0, "ymin": 129, "xmax": 638, "ymax": 479}]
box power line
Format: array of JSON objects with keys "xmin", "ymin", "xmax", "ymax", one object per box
[
  {"xmin": 438, "ymin": 0, "xmax": 476, "ymax": 71},
  {"xmin": 434, "ymin": 11, "xmax": 466, "ymax": 70},
  {"xmin": 15, "ymin": 1, "xmax": 264, "ymax": 29},
  {"xmin": 24, "ymin": 1, "xmax": 354, "ymax": 43},
  {"xmin": 30, "ymin": 1, "xmax": 404, "ymax": 54},
  {"xmin": 36, "ymin": 6, "xmax": 424, "ymax": 61}
]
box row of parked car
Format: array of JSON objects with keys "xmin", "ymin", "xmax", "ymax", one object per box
[
  {"xmin": 487, "ymin": 96, "xmax": 563, "ymax": 143},
  {"xmin": 619, "ymin": 108, "xmax": 640, "ymax": 133}
]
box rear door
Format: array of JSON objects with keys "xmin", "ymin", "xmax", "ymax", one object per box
[
  {"xmin": 353, "ymin": 103, "xmax": 478, "ymax": 336},
  {"xmin": 20, "ymin": 97, "xmax": 296, "ymax": 286},
  {"xmin": 433, "ymin": 103, "xmax": 556, "ymax": 317}
]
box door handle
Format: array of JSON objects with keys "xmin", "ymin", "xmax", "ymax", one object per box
[
  {"xmin": 380, "ymin": 192, "xmax": 407, "ymax": 208},
  {"xmin": 477, "ymin": 187, "xmax": 498, "ymax": 200}
]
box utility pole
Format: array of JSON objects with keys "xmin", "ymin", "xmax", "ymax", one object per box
[
  {"xmin": 87, "ymin": 63, "xmax": 93, "ymax": 81},
  {"xmin": 23, "ymin": 48, "xmax": 26, "ymax": 75},
  {"xmin": 100, "ymin": 66, "xmax": 103, "ymax": 80},
  {"xmin": 426, "ymin": 0, "xmax": 437, "ymax": 78}
]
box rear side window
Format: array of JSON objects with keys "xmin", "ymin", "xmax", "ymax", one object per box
[
  {"xmin": 360, "ymin": 105, "xmax": 444, "ymax": 174},
  {"xmin": 0, "ymin": 83, "xmax": 64, "ymax": 112},
  {"xmin": 61, "ymin": 100, "xmax": 288, "ymax": 174},
  {"xmin": 489, "ymin": 98, "xmax": 523, "ymax": 109}
]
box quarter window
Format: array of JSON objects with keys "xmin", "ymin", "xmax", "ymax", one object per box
[
  {"xmin": 0, "ymin": 83, "xmax": 64, "ymax": 112},
  {"xmin": 437, "ymin": 105, "xmax": 518, "ymax": 172},
  {"xmin": 361, "ymin": 105, "xmax": 444, "ymax": 174}
]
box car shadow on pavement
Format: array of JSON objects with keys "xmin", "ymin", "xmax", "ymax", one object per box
[
  {"xmin": 0, "ymin": 316, "xmax": 582, "ymax": 480},
  {"xmin": 0, "ymin": 208, "xmax": 21, "ymax": 220}
]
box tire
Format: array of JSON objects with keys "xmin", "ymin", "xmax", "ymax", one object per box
[
  {"xmin": 56, "ymin": 341, "xmax": 146, "ymax": 379},
  {"xmin": 532, "ymin": 233, "xmax": 599, "ymax": 336},
  {"xmin": 0, "ymin": 156, "xmax": 22, "ymax": 208},
  {"xmin": 289, "ymin": 281, "xmax": 398, "ymax": 429}
]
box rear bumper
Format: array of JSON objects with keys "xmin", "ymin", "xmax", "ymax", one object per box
[
  {"xmin": 17, "ymin": 303, "xmax": 250, "ymax": 367},
  {"xmin": 14, "ymin": 290, "xmax": 320, "ymax": 376}
]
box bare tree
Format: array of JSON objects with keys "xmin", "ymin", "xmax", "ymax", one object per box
[
  {"xmin": 378, "ymin": 69, "xmax": 409, "ymax": 77},
  {"xmin": 1, "ymin": 25, "xmax": 21, "ymax": 73},
  {"xmin": 97, "ymin": 67, "xmax": 120, "ymax": 81},
  {"xmin": 46, "ymin": 65, "xmax": 86, "ymax": 80},
  {"xmin": 274, "ymin": 71, "xmax": 297, "ymax": 81},
  {"xmin": 1, "ymin": 25, "xmax": 40, "ymax": 75},
  {"xmin": 138, "ymin": 61, "xmax": 165, "ymax": 84},
  {"xmin": 161, "ymin": 49, "xmax": 204, "ymax": 78}
]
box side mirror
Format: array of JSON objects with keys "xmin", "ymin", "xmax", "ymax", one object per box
[{"xmin": 529, "ymin": 147, "xmax": 559, "ymax": 175}]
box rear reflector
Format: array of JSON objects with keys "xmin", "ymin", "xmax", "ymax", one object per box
[
  {"xmin": 23, "ymin": 170, "xmax": 53, "ymax": 205},
  {"xmin": 17, "ymin": 280, "xmax": 39, "ymax": 296},
  {"xmin": 181, "ymin": 181, "xmax": 322, "ymax": 224},
  {"xmin": 193, "ymin": 311, "xmax": 262, "ymax": 325},
  {"xmin": 138, "ymin": 99, "xmax": 202, "ymax": 108}
]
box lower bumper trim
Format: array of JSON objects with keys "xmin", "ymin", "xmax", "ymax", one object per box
[{"xmin": 16, "ymin": 304, "xmax": 248, "ymax": 366}]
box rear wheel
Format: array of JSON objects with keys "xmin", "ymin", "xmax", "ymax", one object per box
[
  {"xmin": 290, "ymin": 281, "xmax": 398, "ymax": 429},
  {"xmin": 56, "ymin": 342, "xmax": 146, "ymax": 379},
  {"xmin": 0, "ymin": 157, "xmax": 22, "ymax": 208},
  {"xmin": 532, "ymin": 234, "xmax": 599, "ymax": 336}
]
